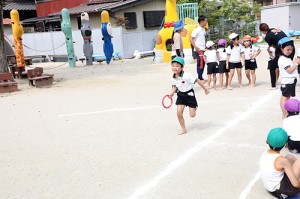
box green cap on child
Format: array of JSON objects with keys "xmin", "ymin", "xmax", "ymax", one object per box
[{"xmin": 267, "ymin": 128, "xmax": 288, "ymax": 149}]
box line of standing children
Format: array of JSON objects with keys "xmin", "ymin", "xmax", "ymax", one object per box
[
  {"xmin": 242, "ymin": 35, "xmax": 261, "ymax": 87},
  {"xmin": 203, "ymin": 39, "xmax": 230, "ymax": 90}
]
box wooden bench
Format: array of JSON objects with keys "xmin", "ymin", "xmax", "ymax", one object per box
[
  {"xmin": 27, "ymin": 67, "xmax": 54, "ymax": 88},
  {"xmin": 8, "ymin": 65, "xmax": 26, "ymax": 79},
  {"xmin": 0, "ymin": 73, "xmax": 18, "ymax": 93}
]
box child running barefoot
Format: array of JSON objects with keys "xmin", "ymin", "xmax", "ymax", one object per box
[
  {"xmin": 169, "ymin": 57, "xmax": 209, "ymax": 135},
  {"xmin": 226, "ymin": 33, "xmax": 245, "ymax": 90},
  {"xmin": 217, "ymin": 39, "xmax": 229, "ymax": 89},
  {"xmin": 242, "ymin": 35, "xmax": 261, "ymax": 87},
  {"xmin": 276, "ymin": 37, "xmax": 300, "ymax": 118},
  {"xmin": 260, "ymin": 128, "xmax": 300, "ymax": 198},
  {"xmin": 204, "ymin": 41, "xmax": 219, "ymax": 89}
]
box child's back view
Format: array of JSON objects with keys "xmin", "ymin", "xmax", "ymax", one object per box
[{"xmin": 260, "ymin": 128, "xmax": 300, "ymax": 198}]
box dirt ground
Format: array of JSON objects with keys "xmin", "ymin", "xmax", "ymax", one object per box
[{"xmin": 1, "ymin": 41, "xmax": 300, "ymax": 199}]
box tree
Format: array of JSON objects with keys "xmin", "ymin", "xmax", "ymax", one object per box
[
  {"xmin": 0, "ymin": 0, "xmax": 9, "ymax": 73},
  {"xmin": 177, "ymin": 0, "xmax": 261, "ymax": 42}
]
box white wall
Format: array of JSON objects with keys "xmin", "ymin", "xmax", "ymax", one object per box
[
  {"xmin": 7, "ymin": 27, "xmax": 124, "ymax": 59},
  {"xmin": 6, "ymin": 26, "xmax": 159, "ymax": 59},
  {"xmin": 261, "ymin": 5, "xmax": 290, "ymax": 33},
  {"xmin": 289, "ymin": 5, "xmax": 300, "ymax": 31},
  {"xmin": 261, "ymin": 3, "xmax": 300, "ymax": 33}
]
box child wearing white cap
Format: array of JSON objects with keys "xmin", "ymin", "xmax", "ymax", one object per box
[
  {"xmin": 226, "ymin": 33, "xmax": 245, "ymax": 90},
  {"xmin": 204, "ymin": 41, "xmax": 219, "ymax": 89},
  {"xmin": 260, "ymin": 128, "xmax": 300, "ymax": 198}
]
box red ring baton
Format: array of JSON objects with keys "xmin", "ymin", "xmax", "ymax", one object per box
[{"xmin": 162, "ymin": 95, "xmax": 173, "ymax": 109}]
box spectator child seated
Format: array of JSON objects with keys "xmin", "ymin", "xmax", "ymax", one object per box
[
  {"xmin": 260, "ymin": 128, "xmax": 300, "ymax": 198},
  {"xmin": 283, "ymin": 98, "xmax": 300, "ymax": 153}
]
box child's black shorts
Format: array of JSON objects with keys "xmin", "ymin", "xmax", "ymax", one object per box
[
  {"xmin": 281, "ymin": 79, "xmax": 297, "ymax": 97},
  {"xmin": 207, "ymin": 62, "xmax": 219, "ymax": 74},
  {"xmin": 268, "ymin": 57, "xmax": 279, "ymax": 70},
  {"xmin": 245, "ymin": 60, "xmax": 257, "ymax": 70},
  {"xmin": 287, "ymin": 136, "xmax": 300, "ymax": 152},
  {"xmin": 298, "ymin": 65, "xmax": 300, "ymax": 74},
  {"xmin": 270, "ymin": 173, "xmax": 300, "ymax": 197},
  {"xmin": 229, "ymin": 62, "xmax": 242, "ymax": 69},
  {"xmin": 218, "ymin": 60, "xmax": 229, "ymax": 73},
  {"xmin": 176, "ymin": 89, "xmax": 198, "ymax": 108}
]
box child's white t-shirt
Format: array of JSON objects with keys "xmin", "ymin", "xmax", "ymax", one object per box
[
  {"xmin": 217, "ymin": 48, "xmax": 227, "ymax": 61},
  {"xmin": 283, "ymin": 115, "xmax": 300, "ymax": 141},
  {"xmin": 204, "ymin": 49, "xmax": 218, "ymax": 63},
  {"xmin": 226, "ymin": 44, "xmax": 244, "ymax": 63},
  {"xmin": 172, "ymin": 71, "xmax": 197, "ymax": 92},
  {"xmin": 244, "ymin": 45, "xmax": 260, "ymax": 60},
  {"xmin": 278, "ymin": 56, "xmax": 298, "ymax": 84}
]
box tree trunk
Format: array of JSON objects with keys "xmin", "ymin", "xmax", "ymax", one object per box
[{"xmin": 0, "ymin": 0, "xmax": 9, "ymax": 73}]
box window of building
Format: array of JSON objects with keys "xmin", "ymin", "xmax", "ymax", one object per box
[
  {"xmin": 124, "ymin": 12, "xmax": 137, "ymax": 29},
  {"xmin": 143, "ymin": 10, "xmax": 164, "ymax": 28}
]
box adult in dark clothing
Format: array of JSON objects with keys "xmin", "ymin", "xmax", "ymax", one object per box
[{"xmin": 260, "ymin": 23, "xmax": 287, "ymax": 89}]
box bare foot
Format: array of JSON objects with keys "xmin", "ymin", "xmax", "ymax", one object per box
[
  {"xmin": 218, "ymin": 87, "xmax": 224, "ymax": 90},
  {"xmin": 178, "ymin": 130, "xmax": 187, "ymax": 135},
  {"xmin": 227, "ymin": 86, "xmax": 233, "ymax": 90},
  {"xmin": 249, "ymin": 84, "xmax": 255, "ymax": 88},
  {"xmin": 239, "ymin": 84, "xmax": 243, "ymax": 88},
  {"xmin": 248, "ymin": 81, "xmax": 251, "ymax": 86}
]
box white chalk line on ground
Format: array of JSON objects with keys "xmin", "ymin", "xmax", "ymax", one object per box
[
  {"xmin": 238, "ymin": 172, "xmax": 261, "ymax": 199},
  {"xmin": 58, "ymin": 106, "xmax": 161, "ymax": 117},
  {"xmin": 58, "ymin": 96, "xmax": 264, "ymax": 117},
  {"xmin": 126, "ymin": 90, "xmax": 279, "ymax": 199}
]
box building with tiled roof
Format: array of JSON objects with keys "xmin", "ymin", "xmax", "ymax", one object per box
[
  {"xmin": 23, "ymin": 0, "xmax": 165, "ymax": 33},
  {"xmin": 3, "ymin": 0, "xmax": 36, "ymax": 20}
]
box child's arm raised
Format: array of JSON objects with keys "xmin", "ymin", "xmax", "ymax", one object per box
[
  {"xmin": 195, "ymin": 79, "xmax": 209, "ymax": 95},
  {"xmin": 277, "ymin": 156, "xmax": 300, "ymax": 188}
]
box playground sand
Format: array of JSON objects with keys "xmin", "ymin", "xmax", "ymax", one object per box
[{"xmin": 1, "ymin": 41, "xmax": 300, "ymax": 199}]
